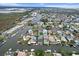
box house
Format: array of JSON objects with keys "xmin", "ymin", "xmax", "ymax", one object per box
[
  {"xmin": 72, "ymin": 54, "xmax": 79, "ymax": 56},
  {"xmin": 23, "ymin": 35, "xmax": 31, "ymax": 41},
  {"xmin": 37, "ymin": 22, "xmax": 43, "ymax": 26},
  {"xmin": 64, "ymin": 31, "xmax": 74, "ymax": 41},
  {"xmin": 31, "ymin": 36, "xmax": 37, "ymax": 41},
  {"xmin": 28, "ymin": 36, "xmax": 37, "ymax": 44},
  {"xmin": 43, "ymin": 35, "xmax": 49, "ymax": 45},
  {"xmin": 44, "ymin": 39, "xmax": 49, "ymax": 45},
  {"xmin": 57, "ymin": 31, "xmax": 63, "ymax": 36},
  {"xmin": 61, "ymin": 36, "xmax": 67, "ymax": 42},
  {"xmin": 49, "ymin": 35, "xmax": 56, "ymax": 44},
  {"xmin": 53, "ymin": 53, "xmax": 62, "ymax": 56},
  {"xmin": 28, "ymin": 29, "xmax": 33, "ymax": 35},
  {"xmin": 31, "ymin": 12, "xmax": 37, "ymax": 17},
  {"xmin": 29, "ymin": 49, "xmax": 35, "ymax": 56},
  {"xmin": 17, "ymin": 51, "xmax": 26, "ymax": 56},
  {"xmin": 58, "ymin": 24, "xmax": 63, "ymax": 28},
  {"xmin": 38, "ymin": 35, "xmax": 43, "ymax": 45},
  {"xmin": 75, "ymin": 40, "xmax": 79, "ymax": 46},
  {"xmin": 43, "ymin": 29, "xmax": 48, "ymax": 35},
  {"xmin": 74, "ymin": 23, "xmax": 79, "ymax": 25}
]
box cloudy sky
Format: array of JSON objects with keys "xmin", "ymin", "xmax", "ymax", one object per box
[{"xmin": 0, "ymin": 3, "xmax": 79, "ymax": 8}]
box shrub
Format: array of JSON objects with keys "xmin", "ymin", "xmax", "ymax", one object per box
[{"xmin": 35, "ymin": 49, "xmax": 45, "ymax": 56}]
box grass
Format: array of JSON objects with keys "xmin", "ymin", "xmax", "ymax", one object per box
[{"xmin": 0, "ymin": 11, "xmax": 30, "ymax": 32}]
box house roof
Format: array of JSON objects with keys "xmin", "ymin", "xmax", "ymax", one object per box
[{"xmin": 17, "ymin": 51, "xmax": 26, "ymax": 56}]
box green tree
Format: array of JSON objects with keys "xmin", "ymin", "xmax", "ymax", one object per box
[
  {"xmin": 0, "ymin": 35, "xmax": 5, "ymax": 42},
  {"xmin": 68, "ymin": 40, "xmax": 75, "ymax": 47},
  {"xmin": 28, "ymin": 20, "xmax": 34, "ymax": 26},
  {"xmin": 40, "ymin": 18, "xmax": 48, "ymax": 24},
  {"xmin": 59, "ymin": 47, "xmax": 73, "ymax": 56},
  {"xmin": 35, "ymin": 49, "xmax": 45, "ymax": 56},
  {"xmin": 46, "ymin": 25, "xmax": 52, "ymax": 30},
  {"xmin": 61, "ymin": 41, "xmax": 66, "ymax": 46}
]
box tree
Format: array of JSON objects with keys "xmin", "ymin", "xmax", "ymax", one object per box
[
  {"xmin": 70, "ymin": 40, "xmax": 75, "ymax": 44},
  {"xmin": 27, "ymin": 20, "xmax": 34, "ymax": 26},
  {"xmin": 46, "ymin": 25, "xmax": 52, "ymax": 30},
  {"xmin": 40, "ymin": 32, "xmax": 43, "ymax": 35},
  {"xmin": 40, "ymin": 18, "xmax": 48, "ymax": 24},
  {"xmin": 68, "ymin": 40, "xmax": 75, "ymax": 47},
  {"xmin": 61, "ymin": 41, "xmax": 66, "ymax": 46},
  {"xmin": 14, "ymin": 52, "xmax": 18, "ymax": 56},
  {"xmin": 44, "ymin": 52, "xmax": 52, "ymax": 56},
  {"xmin": 58, "ymin": 47, "xmax": 73, "ymax": 56},
  {"xmin": 0, "ymin": 35, "xmax": 5, "ymax": 42},
  {"xmin": 35, "ymin": 49, "xmax": 45, "ymax": 56}
]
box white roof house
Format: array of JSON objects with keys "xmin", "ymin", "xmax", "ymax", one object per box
[
  {"xmin": 75, "ymin": 40, "xmax": 79, "ymax": 45},
  {"xmin": 31, "ymin": 36, "xmax": 36, "ymax": 41},
  {"xmin": 53, "ymin": 53, "xmax": 62, "ymax": 56},
  {"xmin": 28, "ymin": 29, "xmax": 33, "ymax": 35},
  {"xmin": 58, "ymin": 24, "xmax": 63, "ymax": 28},
  {"xmin": 45, "ymin": 49, "xmax": 51, "ymax": 52},
  {"xmin": 43, "ymin": 29, "xmax": 48, "ymax": 35},
  {"xmin": 61, "ymin": 36, "xmax": 67, "ymax": 42},
  {"xmin": 57, "ymin": 31, "xmax": 63, "ymax": 36},
  {"xmin": 75, "ymin": 23, "xmax": 79, "ymax": 25},
  {"xmin": 23, "ymin": 35, "xmax": 30, "ymax": 41},
  {"xmin": 31, "ymin": 12, "xmax": 37, "ymax": 17},
  {"xmin": 31, "ymin": 49, "xmax": 35, "ymax": 52},
  {"xmin": 72, "ymin": 54, "xmax": 79, "ymax": 56}
]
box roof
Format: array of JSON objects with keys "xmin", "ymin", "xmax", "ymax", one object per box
[{"xmin": 17, "ymin": 51, "xmax": 26, "ymax": 56}]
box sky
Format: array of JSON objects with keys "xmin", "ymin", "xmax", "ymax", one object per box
[{"xmin": 0, "ymin": 3, "xmax": 79, "ymax": 8}]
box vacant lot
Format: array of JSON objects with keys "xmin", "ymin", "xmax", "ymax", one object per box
[{"xmin": 0, "ymin": 12, "xmax": 29, "ymax": 32}]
